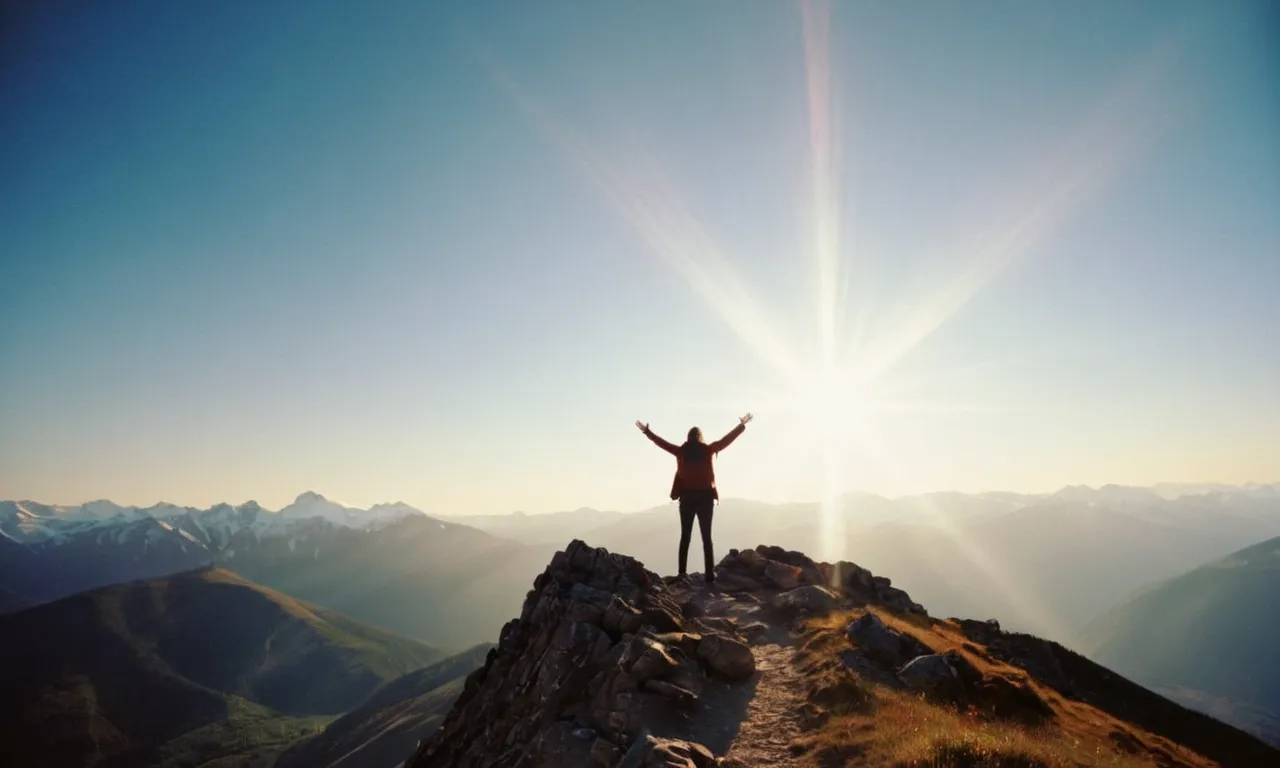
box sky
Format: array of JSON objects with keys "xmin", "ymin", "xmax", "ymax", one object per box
[{"xmin": 1, "ymin": 0, "xmax": 1277, "ymax": 515}]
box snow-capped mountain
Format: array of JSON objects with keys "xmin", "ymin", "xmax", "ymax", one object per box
[
  {"xmin": 0, "ymin": 492, "xmax": 425, "ymax": 546},
  {"xmin": 0, "ymin": 492, "xmax": 434, "ymax": 612}
]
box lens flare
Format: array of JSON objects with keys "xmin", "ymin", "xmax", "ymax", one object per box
[{"xmin": 475, "ymin": 0, "xmax": 1185, "ymax": 641}]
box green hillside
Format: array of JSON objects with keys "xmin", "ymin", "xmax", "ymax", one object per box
[
  {"xmin": 0, "ymin": 568, "xmax": 443, "ymax": 768},
  {"xmin": 276, "ymin": 644, "xmax": 493, "ymax": 768},
  {"xmin": 1084, "ymin": 535, "xmax": 1280, "ymax": 743}
]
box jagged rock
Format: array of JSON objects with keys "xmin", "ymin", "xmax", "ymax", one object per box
[
  {"xmin": 629, "ymin": 636, "xmax": 682, "ymax": 682},
  {"xmin": 975, "ymin": 674, "xmax": 1055, "ymax": 724},
  {"xmin": 739, "ymin": 621, "xmax": 770, "ymax": 644},
  {"xmin": 537, "ymin": 721, "xmax": 598, "ymax": 765},
  {"xmin": 763, "ymin": 561, "xmax": 803, "ymax": 590},
  {"xmin": 406, "ymin": 540, "xmax": 766, "ymax": 768},
  {"xmin": 643, "ymin": 679, "xmax": 698, "ymax": 706},
  {"xmin": 604, "ymin": 596, "xmax": 645, "ymax": 636},
  {"xmin": 697, "ymin": 634, "xmax": 756, "ymax": 681},
  {"xmin": 408, "ymin": 539, "xmax": 936, "ymax": 768},
  {"xmin": 828, "ymin": 560, "xmax": 927, "ymax": 616},
  {"xmin": 706, "ymin": 570, "xmax": 759, "ymax": 593},
  {"xmin": 943, "ymin": 650, "xmax": 982, "ymax": 689},
  {"xmin": 735, "ymin": 547, "xmax": 767, "ymax": 575},
  {"xmin": 619, "ymin": 734, "xmax": 716, "ymax": 768},
  {"xmin": 878, "ymin": 585, "xmax": 927, "ymax": 616},
  {"xmin": 899, "ymin": 654, "xmax": 965, "ymax": 702},
  {"xmin": 689, "ymin": 616, "xmax": 740, "ymax": 638},
  {"xmin": 770, "ymin": 585, "xmax": 840, "ymax": 617},
  {"xmin": 755, "ymin": 545, "xmax": 826, "ymax": 584},
  {"xmin": 652, "ymin": 631, "xmax": 703, "ymax": 658},
  {"xmin": 847, "ymin": 613, "xmax": 908, "ymax": 666},
  {"xmin": 591, "ymin": 737, "xmax": 621, "ymax": 766}
]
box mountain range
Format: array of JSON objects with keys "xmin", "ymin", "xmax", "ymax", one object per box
[
  {"xmin": 3, "ymin": 507, "xmax": 1279, "ymax": 766},
  {"xmin": 6, "ymin": 484, "xmax": 1278, "ymax": 652},
  {"xmin": 0, "ymin": 492, "xmax": 557, "ymax": 647}
]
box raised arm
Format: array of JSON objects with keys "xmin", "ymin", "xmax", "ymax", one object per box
[
  {"xmin": 636, "ymin": 421, "xmax": 679, "ymax": 455},
  {"xmin": 709, "ymin": 412, "xmax": 753, "ymax": 453}
]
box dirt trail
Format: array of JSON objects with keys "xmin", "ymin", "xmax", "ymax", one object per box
[
  {"xmin": 671, "ymin": 582, "xmax": 812, "ymax": 767},
  {"xmin": 718, "ymin": 638, "xmax": 809, "ymax": 767}
]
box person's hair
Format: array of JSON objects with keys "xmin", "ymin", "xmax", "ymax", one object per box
[{"xmin": 682, "ymin": 427, "xmax": 707, "ymax": 461}]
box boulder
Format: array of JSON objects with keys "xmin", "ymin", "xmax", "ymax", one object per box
[
  {"xmin": 619, "ymin": 734, "xmax": 716, "ymax": 768},
  {"xmin": 974, "ymin": 674, "xmax": 1055, "ymax": 724},
  {"xmin": 879, "ymin": 585, "xmax": 927, "ymax": 616},
  {"xmin": 955, "ymin": 617, "xmax": 1002, "ymax": 645},
  {"xmin": 739, "ymin": 621, "xmax": 770, "ymax": 644},
  {"xmin": 629, "ymin": 637, "xmax": 681, "ymax": 682},
  {"xmin": 898, "ymin": 654, "xmax": 965, "ymax": 703},
  {"xmin": 736, "ymin": 547, "xmax": 768, "ymax": 575},
  {"xmin": 707, "ymin": 570, "xmax": 760, "ymax": 593},
  {"xmin": 643, "ymin": 679, "xmax": 698, "ymax": 706},
  {"xmin": 755, "ymin": 545, "xmax": 825, "ymax": 583},
  {"xmin": 846, "ymin": 613, "xmax": 908, "ymax": 667},
  {"xmin": 763, "ymin": 561, "xmax": 804, "ymax": 590},
  {"xmin": 696, "ymin": 634, "xmax": 757, "ymax": 681},
  {"xmin": 943, "ymin": 650, "xmax": 982, "ymax": 690},
  {"xmin": 603, "ymin": 596, "xmax": 645, "ymax": 636},
  {"xmin": 591, "ymin": 737, "xmax": 621, "ymax": 766},
  {"xmin": 770, "ymin": 585, "xmax": 840, "ymax": 617}
]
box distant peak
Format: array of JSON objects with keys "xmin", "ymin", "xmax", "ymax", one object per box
[{"xmin": 296, "ymin": 491, "xmax": 328, "ymax": 503}]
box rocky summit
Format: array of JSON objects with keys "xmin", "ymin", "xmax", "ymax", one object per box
[
  {"xmin": 405, "ymin": 539, "xmax": 931, "ymax": 768},
  {"xmin": 405, "ymin": 540, "xmax": 1280, "ymax": 768}
]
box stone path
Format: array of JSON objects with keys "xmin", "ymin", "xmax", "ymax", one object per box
[
  {"xmin": 718, "ymin": 638, "xmax": 809, "ymax": 767},
  {"xmin": 669, "ymin": 580, "xmax": 811, "ymax": 767}
]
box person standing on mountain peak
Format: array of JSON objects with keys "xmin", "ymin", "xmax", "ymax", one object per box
[{"xmin": 636, "ymin": 413, "xmax": 753, "ymax": 585}]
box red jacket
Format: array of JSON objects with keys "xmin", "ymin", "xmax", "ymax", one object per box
[{"xmin": 644, "ymin": 424, "xmax": 745, "ymax": 501}]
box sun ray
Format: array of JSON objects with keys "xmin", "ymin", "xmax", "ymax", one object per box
[
  {"xmin": 837, "ymin": 423, "xmax": 1079, "ymax": 642},
  {"xmin": 801, "ymin": 0, "xmax": 843, "ymax": 369},
  {"xmin": 847, "ymin": 28, "xmax": 1185, "ymax": 382},
  {"xmin": 478, "ymin": 58, "xmax": 798, "ymax": 377},
  {"xmin": 467, "ymin": 9, "xmax": 1185, "ymax": 630}
]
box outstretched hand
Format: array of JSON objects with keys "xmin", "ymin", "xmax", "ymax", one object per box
[
  {"xmin": 635, "ymin": 420, "xmax": 649, "ymax": 433},
  {"xmin": 739, "ymin": 412, "xmax": 754, "ymax": 426}
]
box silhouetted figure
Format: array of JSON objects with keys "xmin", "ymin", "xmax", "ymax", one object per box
[{"xmin": 636, "ymin": 413, "xmax": 753, "ymax": 584}]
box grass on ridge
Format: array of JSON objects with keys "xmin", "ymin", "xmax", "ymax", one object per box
[
  {"xmin": 792, "ymin": 608, "xmax": 1205, "ymax": 768},
  {"xmin": 804, "ymin": 688, "xmax": 1149, "ymax": 768}
]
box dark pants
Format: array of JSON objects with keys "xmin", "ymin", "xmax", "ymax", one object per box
[{"xmin": 678, "ymin": 489, "xmax": 716, "ymax": 578}]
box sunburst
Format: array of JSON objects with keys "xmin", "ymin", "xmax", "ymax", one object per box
[{"xmin": 476, "ymin": 0, "xmax": 1182, "ymax": 632}]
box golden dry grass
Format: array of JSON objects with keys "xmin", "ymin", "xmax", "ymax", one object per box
[
  {"xmin": 800, "ymin": 688, "xmax": 1150, "ymax": 768},
  {"xmin": 791, "ymin": 609, "xmax": 1215, "ymax": 768}
]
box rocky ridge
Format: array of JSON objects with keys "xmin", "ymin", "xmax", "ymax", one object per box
[
  {"xmin": 406, "ymin": 539, "xmax": 1280, "ymax": 768},
  {"xmin": 405, "ymin": 540, "xmax": 935, "ymax": 768}
]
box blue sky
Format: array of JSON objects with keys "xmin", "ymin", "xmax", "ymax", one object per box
[{"xmin": 2, "ymin": 0, "xmax": 1277, "ymax": 514}]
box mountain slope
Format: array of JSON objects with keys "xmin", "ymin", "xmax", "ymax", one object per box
[
  {"xmin": 221, "ymin": 514, "xmax": 559, "ymax": 647},
  {"xmin": 1083, "ymin": 535, "xmax": 1280, "ymax": 744},
  {"xmin": 276, "ymin": 644, "xmax": 494, "ymax": 768},
  {"xmin": 406, "ymin": 540, "xmax": 1278, "ymax": 768},
  {"xmin": 0, "ymin": 568, "xmax": 443, "ymax": 768}
]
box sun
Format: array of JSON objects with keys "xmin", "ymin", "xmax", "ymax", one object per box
[{"xmin": 778, "ymin": 363, "xmax": 870, "ymax": 441}]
